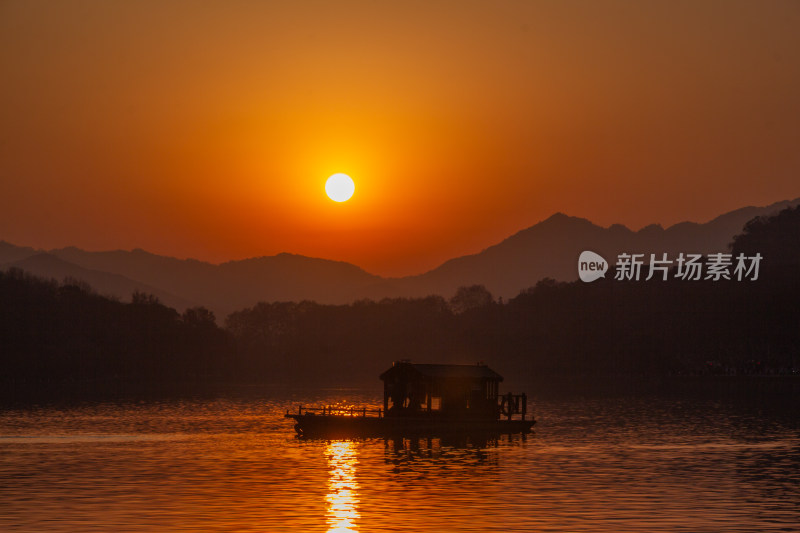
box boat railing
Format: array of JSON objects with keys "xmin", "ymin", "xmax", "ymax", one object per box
[
  {"xmin": 498, "ymin": 392, "xmax": 528, "ymax": 421},
  {"xmin": 288, "ymin": 405, "xmax": 384, "ymax": 418}
]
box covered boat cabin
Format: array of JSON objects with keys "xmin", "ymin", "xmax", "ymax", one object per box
[{"xmin": 380, "ymin": 360, "xmax": 517, "ymax": 419}]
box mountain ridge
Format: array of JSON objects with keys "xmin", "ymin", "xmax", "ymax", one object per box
[
  {"xmin": 2, "ymin": 197, "xmax": 798, "ymax": 317},
  {"xmin": 6, "ymin": 253, "xmax": 199, "ymax": 311}
]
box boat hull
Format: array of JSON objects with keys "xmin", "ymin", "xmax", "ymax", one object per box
[{"xmin": 285, "ymin": 413, "xmax": 535, "ymax": 438}]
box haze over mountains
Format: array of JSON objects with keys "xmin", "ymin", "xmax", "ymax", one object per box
[{"xmin": 2, "ymin": 198, "xmax": 797, "ymax": 318}]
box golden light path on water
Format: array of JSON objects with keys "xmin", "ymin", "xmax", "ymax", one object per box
[{"xmin": 325, "ymin": 441, "xmax": 360, "ymax": 532}]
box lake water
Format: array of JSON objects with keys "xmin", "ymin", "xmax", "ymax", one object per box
[{"xmin": 1, "ymin": 381, "xmax": 799, "ymax": 532}]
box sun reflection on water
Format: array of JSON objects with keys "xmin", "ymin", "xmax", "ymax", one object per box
[{"xmin": 325, "ymin": 441, "xmax": 360, "ymax": 533}]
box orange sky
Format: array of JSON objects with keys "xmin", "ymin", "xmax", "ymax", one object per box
[{"xmin": 1, "ymin": 1, "xmax": 799, "ymax": 276}]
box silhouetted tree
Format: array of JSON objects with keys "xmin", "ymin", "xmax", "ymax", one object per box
[
  {"xmin": 182, "ymin": 306, "xmax": 217, "ymax": 327},
  {"xmin": 131, "ymin": 290, "xmax": 163, "ymax": 306},
  {"xmin": 731, "ymin": 205, "xmax": 800, "ymax": 266},
  {"xmin": 449, "ymin": 285, "xmax": 494, "ymax": 314}
]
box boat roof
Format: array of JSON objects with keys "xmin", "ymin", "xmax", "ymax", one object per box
[{"xmin": 380, "ymin": 361, "xmax": 503, "ymax": 382}]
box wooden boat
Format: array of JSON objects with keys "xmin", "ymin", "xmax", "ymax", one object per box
[{"xmin": 285, "ymin": 360, "xmax": 535, "ymax": 437}]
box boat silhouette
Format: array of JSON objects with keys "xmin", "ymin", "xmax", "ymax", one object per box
[{"xmin": 285, "ymin": 360, "xmax": 535, "ymax": 437}]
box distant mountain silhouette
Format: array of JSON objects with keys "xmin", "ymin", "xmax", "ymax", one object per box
[
  {"xmin": 6, "ymin": 253, "xmax": 198, "ymax": 311},
  {"xmin": 0, "ymin": 241, "xmax": 37, "ymax": 264},
  {"xmin": 215, "ymin": 253, "xmax": 381, "ymax": 306},
  {"xmin": 2, "ymin": 246, "xmax": 380, "ymax": 318},
  {"xmin": 1, "ymin": 197, "xmax": 797, "ymax": 317},
  {"xmin": 381, "ymin": 198, "xmax": 800, "ymax": 299}
]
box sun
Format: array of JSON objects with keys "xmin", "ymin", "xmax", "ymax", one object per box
[{"xmin": 325, "ymin": 173, "xmax": 355, "ymax": 202}]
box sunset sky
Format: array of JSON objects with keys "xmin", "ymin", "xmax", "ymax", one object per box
[{"xmin": 1, "ymin": 1, "xmax": 799, "ymax": 276}]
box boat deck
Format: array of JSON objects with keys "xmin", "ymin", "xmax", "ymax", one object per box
[{"xmin": 285, "ymin": 404, "xmax": 535, "ymax": 438}]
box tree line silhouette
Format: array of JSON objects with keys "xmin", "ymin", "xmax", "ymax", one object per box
[
  {"xmin": 0, "ymin": 274, "xmax": 231, "ymax": 387},
  {"xmin": 2, "ymin": 206, "xmax": 798, "ymax": 391}
]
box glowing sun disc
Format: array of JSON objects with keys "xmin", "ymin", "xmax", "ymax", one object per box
[{"xmin": 325, "ymin": 173, "xmax": 355, "ymax": 202}]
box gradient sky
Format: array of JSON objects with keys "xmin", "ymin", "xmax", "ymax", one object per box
[{"xmin": 1, "ymin": 1, "xmax": 799, "ymax": 276}]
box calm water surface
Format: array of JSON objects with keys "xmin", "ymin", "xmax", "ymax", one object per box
[{"xmin": 1, "ymin": 383, "xmax": 798, "ymax": 532}]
